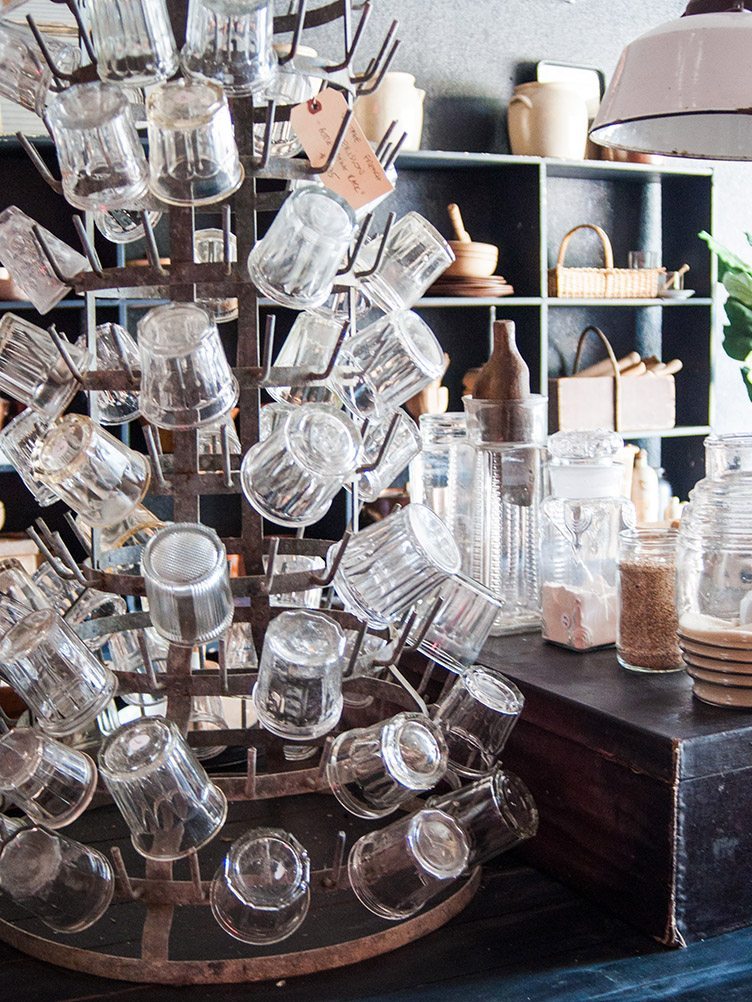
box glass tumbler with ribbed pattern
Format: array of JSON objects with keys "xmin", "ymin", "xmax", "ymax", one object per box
[
  {"xmin": 0, "ymin": 409, "xmax": 57, "ymax": 506},
  {"xmin": 85, "ymin": 0, "xmax": 178, "ymax": 87},
  {"xmin": 181, "ymin": 0, "xmax": 276, "ymax": 95},
  {"xmin": 0, "ymin": 313, "xmax": 87, "ymax": 415}
]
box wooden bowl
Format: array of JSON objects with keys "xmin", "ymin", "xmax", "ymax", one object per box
[{"xmin": 445, "ymin": 240, "xmax": 499, "ymax": 278}]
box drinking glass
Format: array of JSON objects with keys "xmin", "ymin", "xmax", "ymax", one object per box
[
  {"xmin": 312, "ymin": 286, "xmax": 371, "ymax": 322},
  {"xmin": 326, "ymin": 712, "xmax": 448, "ymax": 819},
  {"xmin": 0, "ymin": 728, "xmax": 97, "ymax": 828},
  {"xmin": 0, "ymin": 557, "xmax": 50, "ymax": 614},
  {"xmin": 99, "ymin": 716, "xmax": 227, "ymax": 861},
  {"xmin": 358, "ymin": 211, "xmax": 455, "ymax": 313},
  {"xmin": 267, "ymin": 312, "xmax": 343, "ymax": 406},
  {"xmin": 199, "ymin": 415, "xmax": 242, "ymax": 455},
  {"xmin": 253, "ymin": 44, "xmax": 322, "ymax": 157},
  {"xmin": 194, "ymin": 228, "xmax": 238, "ymax": 324},
  {"xmin": 108, "ymin": 626, "xmax": 169, "ymax": 707},
  {"xmin": 94, "ymin": 206, "xmax": 163, "ymax": 246},
  {"xmin": 260, "ymin": 401, "xmax": 294, "ymax": 440},
  {"xmin": 241, "ymin": 404, "xmax": 361, "ymax": 527},
  {"xmin": 47, "ymin": 83, "xmax": 150, "ymax": 212},
  {"xmin": 210, "ymin": 828, "xmax": 310, "ymax": 944},
  {"xmin": 332, "ymin": 504, "xmax": 461, "ymax": 628},
  {"xmin": 0, "ymin": 610, "xmax": 117, "ymax": 737},
  {"xmin": 223, "ymin": 622, "xmax": 259, "ymax": 672},
  {"xmin": 0, "ymin": 826, "xmax": 114, "ymax": 933},
  {"xmin": 189, "ymin": 695, "xmax": 229, "ymax": 761},
  {"xmin": 0, "ymin": 409, "xmax": 57, "ymax": 506},
  {"xmin": 355, "ymin": 411, "xmax": 421, "ymax": 502},
  {"xmin": 628, "ymin": 251, "xmax": 660, "ymax": 269},
  {"xmin": 0, "ymin": 211, "xmax": 88, "ymax": 315},
  {"xmin": 138, "ymin": 303, "xmax": 239, "ymax": 429},
  {"xmin": 142, "ymin": 523, "xmax": 234, "ymax": 647},
  {"xmin": 87, "ymin": 323, "xmax": 141, "ymax": 425},
  {"xmin": 147, "ymin": 80, "xmax": 244, "ymax": 206},
  {"xmin": 410, "ymin": 574, "xmax": 502, "ymax": 674},
  {"xmin": 331, "ymin": 311, "xmax": 444, "ymax": 421},
  {"xmin": 85, "ymin": 0, "xmax": 179, "ymax": 87},
  {"xmin": 428, "ymin": 768, "xmax": 539, "ymax": 867},
  {"xmin": 27, "ymin": 559, "xmax": 125, "ymax": 652},
  {"xmin": 0, "ymin": 22, "xmax": 80, "ymax": 116},
  {"xmin": 253, "ymin": 610, "xmax": 345, "ymax": 740},
  {"xmin": 75, "ymin": 504, "xmax": 165, "ymax": 555},
  {"xmin": 33, "ymin": 414, "xmax": 151, "ymax": 528},
  {"xmin": 181, "ymin": 0, "xmax": 276, "ymax": 96},
  {"xmin": 248, "ymin": 185, "xmax": 356, "ymax": 309},
  {"xmin": 265, "ymin": 553, "xmax": 324, "ymax": 609},
  {"xmin": 433, "ymin": 666, "xmax": 524, "ymax": 777},
  {"xmin": 348, "ymin": 808, "xmax": 469, "ymax": 920},
  {"xmin": 0, "ymin": 313, "xmax": 87, "ymax": 415},
  {"xmin": 704, "ymin": 433, "xmax": 752, "ymax": 478}
]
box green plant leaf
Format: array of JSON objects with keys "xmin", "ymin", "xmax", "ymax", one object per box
[
  {"xmin": 744, "ymin": 367, "xmax": 752, "ymax": 402},
  {"xmin": 724, "ymin": 270, "xmax": 752, "ymax": 309},
  {"xmin": 699, "ymin": 230, "xmax": 752, "ymax": 281}
]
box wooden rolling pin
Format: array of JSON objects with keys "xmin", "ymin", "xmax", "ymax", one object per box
[{"xmin": 575, "ymin": 351, "xmax": 640, "ymax": 378}]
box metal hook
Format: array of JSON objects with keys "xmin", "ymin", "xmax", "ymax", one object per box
[
  {"xmin": 324, "ymin": 0, "xmax": 372, "ymax": 72},
  {"xmin": 26, "ymin": 14, "xmax": 78, "ymax": 83},
  {"xmin": 15, "ymin": 133, "xmax": 63, "ymax": 195},
  {"xmin": 259, "ymin": 315, "xmax": 276, "ymax": 384},
  {"xmin": 63, "ymin": 0, "xmax": 97, "ymax": 64},
  {"xmin": 265, "ymin": 537, "xmax": 280, "ymax": 594},
  {"xmin": 221, "ymin": 204, "xmax": 233, "ymax": 276},
  {"xmin": 72, "ymin": 215, "xmax": 104, "ymax": 277},
  {"xmin": 311, "ymin": 108, "xmax": 354, "ymax": 175},
  {"xmin": 47, "ymin": 324, "xmax": 84, "ymax": 384},
  {"xmin": 354, "ymin": 211, "xmax": 395, "ymax": 279},
  {"xmin": 337, "ymin": 214, "xmax": 373, "ymax": 277},
  {"xmin": 277, "ymin": 0, "xmax": 307, "ymax": 64},
  {"xmin": 26, "ymin": 525, "xmax": 77, "ymax": 582},
  {"xmin": 357, "ymin": 37, "xmax": 401, "ymax": 96},
  {"xmin": 64, "ymin": 511, "xmax": 92, "ymax": 557},
  {"xmin": 375, "ymin": 120, "xmax": 398, "ymax": 162},
  {"xmin": 143, "ymin": 425, "xmax": 167, "ymax": 490},
  {"xmin": 310, "ymin": 530, "xmax": 351, "ymax": 587},
  {"xmin": 108, "ymin": 321, "xmax": 137, "ymax": 386},
  {"xmin": 383, "ymin": 131, "xmax": 408, "ymax": 173},
  {"xmin": 351, "ymin": 19, "xmax": 398, "ymax": 85},
  {"xmin": 373, "ymin": 610, "xmax": 416, "ymax": 669},
  {"xmin": 110, "ymin": 847, "xmax": 137, "ymax": 900},
  {"xmin": 32, "ymin": 225, "xmax": 79, "ymax": 285},
  {"xmin": 137, "ymin": 632, "xmax": 163, "ymax": 693},
  {"xmin": 220, "ymin": 422, "xmax": 234, "ymax": 488},
  {"xmin": 255, "ymin": 100, "xmax": 277, "ymax": 170},
  {"xmin": 245, "ymin": 746, "xmax": 258, "ymax": 799},
  {"xmin": 356, "ymin": 410, "xmax": 400, "ymax": 475},
  {"xmin": 141, "ymin": 211, "xmax": 166, "ymax": 275},
  {"xmin": 51, "ymin": 530, "xmax": 88, "ymax": 586},
  {"xmin": 307, "ymin": 321, "xmax": 348, "ymax": 381}
]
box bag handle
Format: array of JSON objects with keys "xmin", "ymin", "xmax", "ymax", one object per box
[
  {"xmin": 556, "ymin": 224, "xmax": 615, "ymax": 271},
  {"xmin": 573, "ymin": 325, "xmax": 622, "ymax": 431}
]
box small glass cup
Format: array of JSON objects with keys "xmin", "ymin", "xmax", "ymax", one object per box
[
  {"xmin": 87, "ymin": 322, "xmax": 141, "ymax": 425},
  {"xmin": 142, "ymin": 523, "xmax": 235, "ymax": 647},
  {"xmin": 47, "ymin": 82, "xmax": 150, "ymax": 212},
  {"xmin": 332, "ymin": 311, "xmax": 444, "ymax": 422},
  {"xmin": 189, "ymin": 695, "xmax": 229, "ymax": 761},
  {"xmin": 0, "ymin": 22, "xmax": 80, "ymax": 115},
  {"xmin": 108, "ymin": 625, "xmax": 170, "ymax": 707},
  {"xmin": 199, "ymin": 415, "xmax": 242, "ymax": 456},
  {"xmin": 181, "ymin": 0, "xmax": 276, "ymax": 96},
  {"xmin": 260, "ymin": 401, "xmax": 295, "ymax": 440},
  {"xmin": 0, "ymin": 609, "xmax": 118, "ymax": 737},
  {"xmin": 0, "ymin": 313, "xmax": 88, "ymax": 416},
  {"xmin": 332, "ymin": 504, "xmax": 461, "ymax": 628},
  {"xmin": 147, "ymin": 79, "xmax": 244, "ymax": 206},
  {"xmin": 705, "ymin": 433, "xmax": 752, "ymax": 478},
  {"xmin": 85, "ymin": 0, "xmax": 179, "ymax": 87},
  {"xmin": 76, "ymin": 504, "xmax": 165, "ymax": 555},
  {"xmin": 628, "ymin": 250, "xmax": 660, "ymax": 269},
  {"xmin": 138, "ymin": 303, "xmax": 239, "ymax": 429},
  {"xmin": 326, "ymin": 712, "xmax": 448, "ymax": 819},
  {"xmin": 66, "ymin": 584, "xmax": 128, "ymax": 653},
  {"xmin": 0, "ymin": 728, "xmax": 97, "ymax": 828},
  {"xmin": 348, "ymin": 808, "xmax": 469, "ymax": 921},
  {"xmin": 433, "ymin": 666, "xmax": 524, "ymax": 777},
  {"xmin": 358, "ymin": 211, "xmax": 455, "ymax": 313},
  {"xmin": 0, "ymin": 557, "xmax": 50, "ymax": 614},
  {"xmin": 267, "ymin": 312, "xmax": 343, "ymax": 406},
  {"xmin": 266, "ymin": 553, "xmax": 324, "ymax": 609},
  {"xmin": 253, "ymin": 610, "xmax": 345, "ymax": 740},
  {"xmin": 410, "ymin": 574, "xmax": 502, "ymax": 674},
  {"xmin": 0, "ymin": 826, "xmax": 114, "ymax": 933},
  {"xmin": 194, "ymin": 228, "xmax": 238, "ymax": 324},
  {"xmin": 94, "ymin": 206, "xmax": 163, "ymax": 246},
  {"xmin": 210, "ymin": 828, "xmax": 310, "ymax": 944},
  {"xmin": 248, "ymin": 185, "xmax": 356, "ymax": 310},
  {"xmin": 0, "ymin": 409, "xmax": 58, "ymax": 506},
  {"xmin": 253, "ymin": 44, "xmax": 322, "ymax": 157},
  {"xmin": 355, "ymin": 411, "xmax": 421, "ymax": 502},
  {"xmin": 0, "ymin": 211, "xmax": 88, "ymax": 315},
  {"xmin": 241, "ymin": 404, "xmax": 361, "ymax": 527},
  {"xmin": 33, "ymin": 414, "xmax": 151, "ymax": 528}
]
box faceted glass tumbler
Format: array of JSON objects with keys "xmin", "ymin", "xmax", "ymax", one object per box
[
  {"xmin": 88, "ymin": 323, "xmax": 141, "ymax": 425},
  {"xmin": 260, "ymin": 401, "xmax": 294, "ymax": 441},
  {"xmin": 332, "ymin": 311, "xmax": 444, "ymax": 422},
  {"xmin": 147, "ymin": 79, "xmax": 243, "ymax": 206},
  {"xmin": 99, "ymin": 716, "xmax": 227, "ymax": 861},
  {"xmin": 253, "ymin": 44, "xmax": 321, "ymax": 157},
  {"xmin": 108, "ymin": 626, "xmax": 170, "ymax": 707},
  {"xmin": 181, "ymin": 0, "xmax": 276, "ymax": 96},
  {"xmin": 0, "ymin": 728, "xmax": 97, "ymax": 829},
  {"xmin": 248, "ymin": 185, "xmax": 356, "ymax": 310},
  {"xmin": 189, "ymin": 695, "xmax": 229, "ymax": 761},
  {"xmin": 0, "ymin": 409, "xmax": 57, "ymax": 506},
  {"xmin": 138, "ymin": 303, "xmax": 239, "ymax": 429},
  {"xmin": 0, "ymin": 609, "xmax": 118, "ymax": 737},
  {"xmin": 0, "ymin": 313, "xmax": 87, "ymax": 416},
  {"xmin": 355, "ymin": 411, "xmax": 421, "ymax": 503},
  {"xmin": 266, "ymin": 553, "xmax": 324, "ymax": 610},
  {"xmin": 0, "ymin": 826, "xmax": 114, "ymax": 933},
  {"xmin": 253, "ymin": 610, "xmax": 345, "ymax": 740},
  {"xmin": 267, "ymin": 312, "xmax": 343, "ymax": 406},
  {"xmin": 194, "ymin": 228, "xmax": 238, "ymax": 324},
  {"xmin": 0, "ymin": 556, "xmax": 50, "ymax": 614},
  {"xmin": 47, "ymin": 82, "xmax": 150, "ymax": 212},
  {"xmin": 0, "ymin": 211, "xmax": 88, "ymax": 315},
  {"xmin": 85, "ymin": 0, "xmax": 179, "ymax": 87},
  {"xmin": 332, "ymin": 504, "xmax": 461, "ymax": 628},
  {"xmin": 348, "ymin": 807, "xmax": 469, "ymax": 921},
  {"xmin": 33, "ymin": 414, "xmax": 150, "ymax": 528},
  {"xmin": 142, "ymin": 523, "xmax": 235, "ymax": 647},
  {"xmin": 0, "ymin": 22, "xmax": 80, "ymax": 115},
  {"xmin": 210, "ymin": 828, "xmax": 310, "ymax": 944},
  {"xmin": 241, "ymin": 404, "xmax": 361, "ymax": 528},
  {"xmin": 433, "ymin": 667, "xmax": 524, "ymax": 777},
  {"xmin": 326, "ymin": 712, "xmax": 448, "ymax": 819}
]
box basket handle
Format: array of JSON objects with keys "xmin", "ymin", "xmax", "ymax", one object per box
[
  {"xmin": 573, "ymin": 325, "xmax": 623, "ymax": 431},
  {"xmin": 556, "ymin": 224, "xmax": 615, "ymax": 270}
]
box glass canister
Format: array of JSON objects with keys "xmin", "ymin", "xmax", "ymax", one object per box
[
  {"xmin": 704, "ymin": 433, "xmax": 752, "ymax": 478},
  {"xmin": 541, "ymin": 430, "xmax": 635, "ymax": 652}
]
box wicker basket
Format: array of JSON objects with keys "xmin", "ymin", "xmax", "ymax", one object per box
[{"xmin": 548, "ymin": 224, "xmax": 664, "ymax": 299}]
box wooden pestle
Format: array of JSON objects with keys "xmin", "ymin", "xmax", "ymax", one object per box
[
  {"xmin": 447, "ymin": 203, "xmax": 471, "ymax": 243},
  {"xmin": 575, "ymin": 351, "xmax": 640, "ymax": 378}
]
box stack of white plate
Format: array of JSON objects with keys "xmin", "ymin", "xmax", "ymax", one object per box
[{"xmin": 678, "ymin": 616, "xmax": 752, "ymax": 708}]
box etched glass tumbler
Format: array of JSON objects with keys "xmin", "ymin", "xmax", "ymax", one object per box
[
  {"xmin": 138, "ymin": 303, "xmax": 238, "ymax": 429},
  {"xmin": 0, "ymin": 826, "xmax": 114, "ymax": 933},
  {"xmin": 147, "ymin": 80, "xmax": 243, "ymax": 205},
  {"xmin": 194, "ymin": 228, "xmax": 238, "ymax": 324},
  {"xmin": 85, "ymin": 0, "xmax": 178, "ymax": 87},
  {"xmin": 0, "ymin": 211, "xmax": 88, "ymax": 315},
  {"xmin": 33, "ymin": 414, "xmax": 150, "ymax": 527},
  {"xmin": 355, "ymin": 411, "xmax": 421, "ymax": 502},
  {"xmin": 241, "ymin": 404, "xmax": 361, "ymax": 527},
  {"xmin": 0, "ymin": 409, "xmax": 57, "ymax": 505},
  {"xmin": 99, "ymin": 717, "xmax": 227, "ymax": 861},
  {"xmin": 331, "ymin": 311, "xmax": 444, "ymax": 421},
  {"xmin": 332, "ymin": 504, "xmax": 461, "ymax": 628},
  {"xmin": 142, "ymin": 523, "xmax": 234, "ymax": 646},
  {"xmin": 0, "ymin": 610, "xmax": 117, "ymax": 737},
  {"xmin": 348, "ymin": 808, "xmax": 469, "ymax": 920},
  {"xmin": 0, "ymin": 22, "xmax": 80, "ymax": 115},
  {"xmin": 88, "ymin": 323, "xmax": 141, "ymax": 425},
  {"xmin": 0, "ymin": 314, "xmax": 86, "ymax": 416},
  {"xmin": 47, "ymin": 83, "xmax": 150, "ymax": 211},
  {"xmin": 248, "ymin": 185, "xmax": 356, "ymax": 309},
  {"xmin": 211, "ymin": 828, "xmax": 310, "ymax": 944},
  {"xmin": 267, "ymin": 312, "xmax": 343, "ymax": 406},
  {"xmin": 0, "ymin": 728, "xmax": 97, "ymax": 828},
  {"xmin": 181, "ymin": 0, "xmax": 276, "ymax": 95},
  {"xmin": 326, "ymin": 712, "xmax": 448, "ymax": 819},
  {"xmin": 253, "ymin": 610, "xmax": 345, "ymax": 740}
]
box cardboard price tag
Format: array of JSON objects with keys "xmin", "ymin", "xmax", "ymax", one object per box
[{"xmin": 290, "ymin": 89, "xmax": 394, "ymax": 211}]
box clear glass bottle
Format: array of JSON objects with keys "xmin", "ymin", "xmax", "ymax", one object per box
[{"xmin": 541, "ymin": 430, "xmax": 635, "ymax": 652}]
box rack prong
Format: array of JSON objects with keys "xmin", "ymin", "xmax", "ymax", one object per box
[
  {"xmin": 375, "ymin": 119, "xmax": 398, "ymax": 162},
  {"xmin": 417, "ymin": 659, "xmax": 438, "ymax": 697},
  {"xmin": 331, "ymin": 831, "xmax": 347, "ymax": 886},
  {"xmin": 324, "ymin": 0, "xmax": 372, "ymax": 73},
  {"xmin": 410, "ymin": 596, "xmax": 444, "ymax": 651},
  {"xmin": 141, "ymin": 211, "xmax": 166, "ymax": 275},
  {"xmin": 188, "ymin": 850, "xmax": 204, "ymax": 900},
  {"xmin": 110, "ymin": 847, "xmax": 137, "ymax": 900},
  {"xmin": 137, "ymin": 632, "xmax": 163, "ymax": 693},
  {"xmin": 310, "ymin": 530, "xmax": 351, "ymax": 587},
  {"xmin": 47, "ymin": 324, "xmax": 85, "ymax": 384},
  {"xmin": 219, "ymin": 639, "xmax": 230, "ymax": 695},
  {"xmin": 311, "ymin": 108, "xmax": 354, "ymax": 175},
  {"xmin": 26, "ymin": 525, "xmax": 75, "ymax": 581},
  {"xmin": 51, "ymin": 531, "xmax": 88, "ymax": 586},
  {"xmin": 354, "ymin": 212, "xmax": 395, "ymax": 279},
  {"xmin": 221, "ymin": 204, "xmax": 233, "ymax": 276},
  {"xmin": 256, "ymin": 99, "xmax": 277, "ymax": 169},
  {"xmin": 32, "ymin": 225, "xmax": 78, "ymax": 285},
  {"xmin": 15, "ymin": 133, "xmax": 63, "ymax": 194},
  {"xmin": 220, "ymin": 422, "xmax": 234, "ymax": 488},
  {"xmin": 277, "ymin": 0, "xmax": 307, "ymax": 64},
  {"xmin": 63, "ymin": 0, "xmax": 97, "ymax": 63},
  {"xmin": 351, "ymin": 19, "xmax": 398, "ymax": 85},
  {"xmin": 259, "ymin": 315, "xmax": 276, "ymax": 383},
  {"xmin": 265, "ymin": 537, "xmax": 280, "ymax": 594},
  {"xmin": 108, "ymin": 321, "xmax": 137, "ymax": 385},
  {"xmin": 345, "ymin": 621, "xmax": 368, "ymax": 677},
  {"xmin": 143, "ymin": 425, "xmax": 167, "ymax": 489},
  {"xmin": 356, "ymin": 410, "xmax": 400, "ymax": 475},
  {"xmin": 64, "ymin": 511, "xmax": 92, "ymax": 556},
  {"xmin": 72, "ymin": 215, "xmax": 104, "ymax": 276},
  {"xmin": 357, "ymin": 37, "xmax": 400, "ymax": 96},
  {"xmin": 307, "ymin": 321, "xmax": 348, "ymax": 381},
  {"xmin": 245, "ymin": 746, "xmax": 258, "ymax": 799},
  {"xmin": 26, "ymin": 13, "xmax": 77, "ymax": 83},
  {"xmin": 337, "ymin": 213, "xmax": 373, "ymax": 276},
  {"xmin": 383, "ymin": 131, "xmax": 408, "ymax": 173}
]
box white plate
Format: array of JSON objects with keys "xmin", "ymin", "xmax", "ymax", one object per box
[{"xmin": 659, "ymin": 289, "xmax": 695, "ymax": 300}]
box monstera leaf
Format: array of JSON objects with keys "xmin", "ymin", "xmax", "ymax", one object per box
[{"xmin": 699, "ymin": 231, "xmax": 752, "ymax": 402}]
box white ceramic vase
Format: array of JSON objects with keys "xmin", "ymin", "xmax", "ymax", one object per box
[
  {"xmin": 354, "ymin": 71, "xmax": 425, "ymax": 152},
  {"xmin": 508, "ymin": 82, "xmax": 589, "ymax": 159}
]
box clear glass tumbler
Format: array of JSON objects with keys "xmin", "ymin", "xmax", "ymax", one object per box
[
  {"xmin": 188, "ymin": 695, "xmax": 229, "ymax": 761},
  {"xmin": 267, "ymin": 312, "xmax": 343, "ymax": 406},
  {"xmin": 0, "ymin": 556, "xmax": 50, "ymax": 613},
  {"xmin": 88, "ymin": 323, "xmax": 141, "ymax": 425},
  {"xmin": 0, "ymin": 22, "xmax": 80, "ymax": 116},
  {"xmin": 210, "ymin": 828, "xmax": 310, "ymax": 944},
  {"xmin": 33, "ymin": 414, "xmax": 151, "ymax": 528},
  {"xmin": 0, "ymin": 409, "xmax": 57, "ymax": 506},
  {"xmin": 0, "ymin": 210, "xmax": 88, "ymax": 315},
  {"xmin": 332, "ymin": 311, "xmax": 444, "ymax": 422},
  {"xmin": 248, "ymin": 185, "xmax": 356, "ymax": 309},
  {"xmin": 253, "ymin": 610, "xmax": 345, "ymax": 740},
  {"xmin": 265, "ymin": 553, "xmax": 324, "ymax": 609},
  {"xmin": 260, "ymin": 401, "xmax": 295, "ymax": 440},
  {"xmin": 0, "ymin": 609, "xmax": 118, "ymax": 737},
  {"xmin": 99, "ymin": 716, "xmax": 227, "ymax": 861},
  {"xmin": 223, "ymin": 622, "xmax": 259, "ymax": 672},
  {"xmin": 326, "ymin": 712, "xmax": 448, "ymax": 819},
  {"xmin": 704, "ymin": 433, "xmax": 752, "ymax": 478},
  {"xmin": 0, "ymin": 313, "xmax": 87, "ymax": 415},
  {"xmin": 147, "ymin": 79, "xmax": 243, "ymax": 206},
  {"xmin": 138, "ymin": 302, "xmax": 239, "ymax": 429},
  {"xmin": 194, "ymin": 228, "xmax": 238, "ymax": 324},
  {"xmin": 199, "ymin": 415, "xmax": 242, "ymax": 456},
  {"xmin": 0, "ymin": 728, "xmax": 97, "ymax": 828},
  {"xmin": 332, "ymin": 504, "xmax": 461, "ymax": 628},
  {"xmin": 94, "ymin": 205, "xmax": 163, "ymax": 246},
  {"xmin": 253, "ymin": 44, "xmax": 322, "ymax": 157},
  {"xmin": 181, "ymin": 0, "xmax": 276, "ymax": 95},
  {"xmin": 108, "ymin": 625, "xmax": 170, "ymax": 707},
  {"xmin": 241, "ymin": 404, "xmax": 361, "ymax": 527},
  {"xmin": 85, "ymin": 0, "xmax": 179, "ymax": 87},
  {"xmin": 0, "ymin": 826, "xmax": 114, "ymax": 933},
  {"xmin": 355, "ymin": 411, "xmax": 421, "ymax": 503},
  {"xmin": 348, "ymin": 807, "xmax": 469, "ymax": 920}
]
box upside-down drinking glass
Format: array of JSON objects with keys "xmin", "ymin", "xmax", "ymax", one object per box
[
  {"xmin": 267, "ymin": 312, "xmax": 343, "ymax": 406},
  {"xmin": 0, "ymin": 22, "xmax": 81, "ymax": 116},
  {"xmin": 94, "ymin": 206, "xmax": 164, "ymax": 246},
  {"xmin": 355, "ymin": 411, "xmax": 421, "ymax": 502},
  {"xmin": 265, "ymin": 553, "xmax": 325, "ymax": 609},
  {"xmin": 0, "ymin": 313, "xmax": 87, "ymax": 415},
  {"xmin": 199, "ymin": 415, "xmax": 242, "ymax": 455},
  {"xmin": 253, "ymin": 44, "xmax": 322, "ymax": 157},
  {"xmin": 194, "ymin": 228, "xmax": 238, "ymax": 324},
  {"xmin": 107, "ymin": 625, "xmax": 170, "ymax": 707},
  {"xmin": 85, "ymin": 0, "xmax": 179, "ymax": 87},
  {"xmin": 189, "ymin": 695, "xmax": 229, "ymax": 761},
  {"xmin": 28, "ymin": 559, "xmax": 126, "ymax": 653},
  {"xmin": 223, "ymin": 622, "xmax": 259, "ymax": 672},
  {"xmin": 0, "ymin": 557, "xmax": 49, "ymax": 613},
  {"xmin": 0, "ymin": 211, "xmax": 88, "ymax": 315},
  {"xmin": 181, "ymin": 0, "xmax": 276, "ymax": 95},
  {"xmin": 0, "ymin": 409, "xmax": 57, "ymax": 506},
  {"xmin": 86, "ymin": 323, "xmax": 141, "ymax": 425},
  {"xmin": 260, "ymin": 401, "xmax": 294, "ymax": 440}
]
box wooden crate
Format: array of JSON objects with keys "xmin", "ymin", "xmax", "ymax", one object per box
[{"xmin": 549, "ymin": 373, "xmax": 676, "ymax": 433}]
